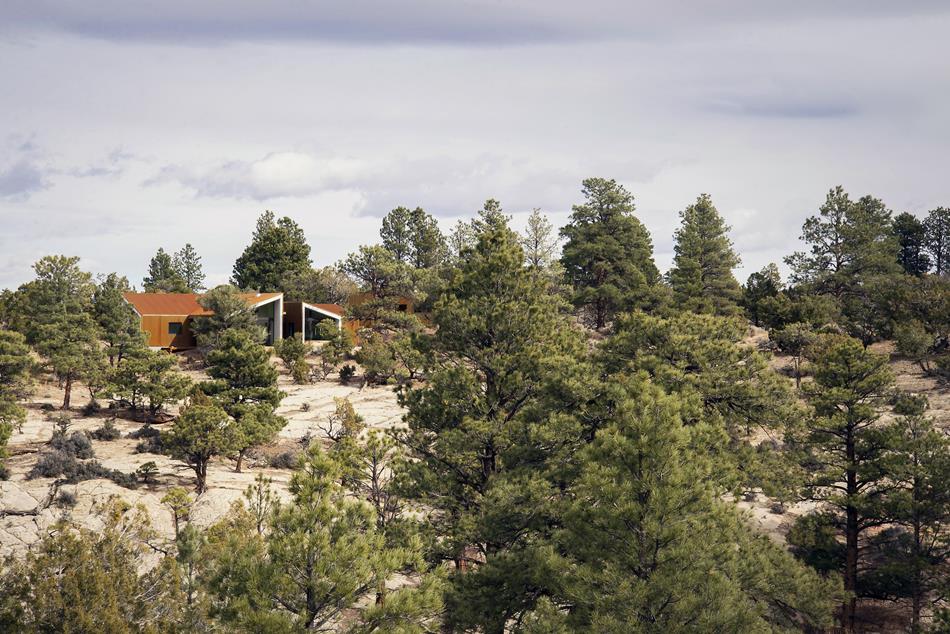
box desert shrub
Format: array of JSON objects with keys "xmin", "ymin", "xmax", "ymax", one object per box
[
  {"xmin": 55, "ymin": 490, "xmax": 78, "ymax": 508},
  {"xmin": 81, "ymin": 400, "xmax": 102, "ymax": 417},
  {"xmin": 90, "ymin": 418, "xmax": 121, "ymax": 441},
  {"xmin": 0, "ymin": 464, "xmax": 9, "ymax": 481},
  {"xmin": 49, "ymin": 431, "xmax": 94, "ymax": 460},
  {"xmin": 28, "ymin": 450, "xmax": 76, "ymax": 479},
  {"xmin": 269, "ymin": 449, "xmax": 300, "ymax": 469},
  {"xmin": 300, "ymin": 402, "xmax": 311, "ymax": 412},
  {"xmin": 291, "ymin": 359, "xmax": 310, "ymax": 384},
  {"xmin": 339, "ymin": 364, "xmax": 356, "ymax": 383},
  {"xmin": 130, "ymin": 425, "xmax": 163, "ymax": 454},
  {"xmin": 275, "ymin": 335, "xmax": 308, "ymax": 367},
  {"xmin": 40, "ymin": 403, "xmax": 55, "ymax": 412}
]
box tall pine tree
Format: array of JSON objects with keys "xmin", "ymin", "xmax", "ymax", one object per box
[
  {"xmin": 143, "ymin": 248, "xmax": 189, "ymax": 293},
  {"xmin": 560, "ymin": 178, "xmax": 660, "ymax": 329},
  {"xmin": 232, "ymin": 210, "xmax": 311, "ymax": 292},
  {"xmin": 397, "ymin": 216, "xmax": 591, "ymax": 631},
  {"xmin": 667, "ymin": 193, "xmax": 742, "ymax": 316}
]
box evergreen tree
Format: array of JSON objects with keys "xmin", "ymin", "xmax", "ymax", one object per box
[
  {"xmin": 143, "ymin": 247, "xmax": 189, "ymax": 293},
  {"xmin": 560, "ymin": 177, "xmax": 660, "ymax": 329},
  {"xmin": 380, "ymin": 206, "xmax": 445, "ymax": 269},
  {"xmin": 12, "ymin": 255, "xmax": 95, "ymax": 344},
  {"xmin": 201, "ymin": 329, "xmax": 284, "ymax": 472},
  {"xmin": 190, "ymin": 285, "xmax": 261, "ymax": 350},
  {"xmin": 882, "ymin": 401, "xmax": 950, "ymax": 633},
  {"xmin": 162, "ymin": 396, "xmax": 240, "ymax": 493},
  {"xmin": 924, "ymin": 206, "xmax": 950, "ymax": 276},
  {"xmin": 280, "ymin": 265, "xmax": 358, "ymax": 304},
  {"xmin": 0, "ymin": 501, "xmax": 186, "ymax": 632},
  {"xmin": 528, "ymin": 380, "xmax": 840, "ymax": 632},
  {"xmin": 380, "ymin": 206, "xmax": 414, "ymax": 263},
  {"xmin": 894, "ymin": 212, "xmax": 931, "ymax": 276},
  {"xmin": 109, "ymin": 347, "xmax": 192, "ymax": 419},
  {"xmin": 199, "ymin": 446, "xmax": 442, "ymax": 631},
  {"xmin": 447, "ymin": 219, "xmax": 475, "ymax": 262},
  {"xmin": 741, "ymin": 263, "xmax": 783, "ymax": 327},
  {"xmin": 667, "ymin": 193, "xmax": 742, "ymax": 315},
  {"xmin": 340, "ymin": 245, "xmax": 412, "ymax": 300},
  {"xmin": 601, "ymin": 310, "xmax": 800, "ymax": 494},
  {"xmin": 794, "ymin": 335, "xmax": 895, "ymax": 630},
  {"xmin": 0, "ymin": 328, "xmax": 31, "ymax": 477},
  {"xmin": 173, "ymin": 243, "xmax": 206, "ymax": 292},
  {"xmin": 397, "ymin": 217, "xmax": 590, "ymax": 630},
  {"xmin": 520, "ymin": 208, "xmax": 558, "ymax": 271},
  {"xmin": 232, "ymin": 210, "xmax": 311, "ymax": 291},
  {"xmin": 93, "ymin": 272, "xmax": 144, "ymax": 366},
  {"xmin": 786, "ymin": 186, "xmax": 900, "ymax": 298}
]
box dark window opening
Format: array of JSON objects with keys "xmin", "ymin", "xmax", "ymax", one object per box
[{"xmin": 168, "ymin": 322, "xmax": 182, "ymax": 335}]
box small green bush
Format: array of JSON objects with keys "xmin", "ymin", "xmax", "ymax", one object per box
[
  {"xmin": 339, "ymin": 364, "xmax": 356, "ymax": 384},
  {"xmin": 49, "ymin": 431, "xmax": 94, "ymax": 460},
  {"xmin": 90, "ymin": 419, "xmax": 121, "ymax": 441}
]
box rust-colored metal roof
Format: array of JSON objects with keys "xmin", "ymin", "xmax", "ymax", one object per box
[
  {"xmin": 312, "ymin": 303, "xmax": 344, "ymax": 317},
  {"xmin": 123, "ymin": 292, "xmax": 282, "ymax": 317}
]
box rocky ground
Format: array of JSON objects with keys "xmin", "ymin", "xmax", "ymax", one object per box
[{"xmin": 0, "ymin": 365, "xmax": 402, "ymax": 559}]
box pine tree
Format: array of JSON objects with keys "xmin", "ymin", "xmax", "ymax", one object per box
[
  {"xmin": 162, "ymin": 396, "xmax": 240, "ymax": 493},
  {"xmin": 521, "ymin": 208, "xmax": 558, "ymax": 271},
  {"xmin": 143, "ymin": 247, "xmax": 189, "ymax": 293},
  {"xmin": 173, "ymin": 243, "xmax": 206, "ymax": 292},
  {"xmin": 12, "ymin": 255, "xmax": 95, "ymax": 344},
  {"xmin": 882, "ymin": 399, "xmax": 950, "ymax": 633},
  {"xmin": 924, "ymin": 206, "xmax": 950, "ymax": 276},
  {"xmin": 190, "ymin": 285, "xmax": 261, "ymax": 350},
  {"xmin": 0, "ymin": 501, "xmax": 186, "ymax": 631},
  {"xmin": 380, "ymin": 206, "xmax": 414, "ymax": 263},
  {"xmin": 786, "ymin": 186, "xmax": 900, "ymax": 298},
  {"xmin": 198, "ymin": 446, "xmax": 442, "ymax": 630},
  {"xmin": 601, "ymin": 310, "xmax": 800, "ymax": 494},
  {"xmin": 93, "ymin": 273, "xmax": 144, "ymax": 366},
  {"xmin": 340, "ymin": 245, "xmax": 411, "ymax": 300},
  {"xmin": 560, "ymin": 177, "xmax": 660, "ymax": 329},
  {"xmin": 531, "ymin": 380, "xmax": 840, "ymax": 632},
  {"xmin": 741, "ymin": 263, "xmax": 783, "ymax": 326},
  {"xmin": 667, "ymin": 193, "xmax": 742, "ymax": 315},
  {"xmin": 200, "ymin": 329, "xmax": 284, "ymax": 472},
  {"xmin": 894, "ymin": 212, "xmax": 931, "ymax": 276},
  {"xmin": 794, "ymin": 335, "xmax": 895, "ymax": 630},
  {"xmin": 232, "ymin": 210, "xmax": 311, "ymax": 292},
  {"xmin": 0, "ymin": 328, "xmax": 32, "ymax": 477},
  {"xmin": 396, "ymin": 217, "xmax": 590, "ymax": 630},
  {"xmin": 109, "ymin": 347, "xmax": 192, "ymax": 419}
]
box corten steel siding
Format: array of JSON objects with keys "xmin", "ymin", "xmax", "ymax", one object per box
[{"xmin": 139, "ymin": 315, "xmax": 197, "ymax": 348}]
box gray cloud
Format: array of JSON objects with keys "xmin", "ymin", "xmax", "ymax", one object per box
[
  {"xmin": 2, "ymin": 1, "xmax": 948, "ymax": 46},
  {"xmin": 0, "ymin": 160, "xmax": 49, "ymax": 200}
]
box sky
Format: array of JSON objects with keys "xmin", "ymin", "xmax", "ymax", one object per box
[{"xmin": 1, "ymin": 1, "xmax": 949, "ymax": 290}]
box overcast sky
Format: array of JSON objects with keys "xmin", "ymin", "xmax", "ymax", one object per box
[{"xmin": 1, "ymin": 1, "xmax": 948, "ymax": 290}]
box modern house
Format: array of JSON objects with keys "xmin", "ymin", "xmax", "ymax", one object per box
[{"xmin": 124, "ymin": 292, "xmax": 344, "ymax": 349}]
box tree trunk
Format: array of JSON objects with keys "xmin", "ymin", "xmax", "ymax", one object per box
[
  {"xmin": 235, "ymin": 448, "xmax": 245, "ymax": 473},
  {"xmin": 195, "ymin": 461, "xmax": 207, "ymax": 494},
  {"xmin": 794, "ymin": 357, "xmax": 802, "ymax": 389},
  {"xmin": 62, "ymin": 376, "xmax": 72, "ymax": 409},
  {"xmin": 844, "ymin": 427, "xmax": 858, "ymax": 631},
  {"xmin": 912, "ymin": 497, "xmax": 922, "ymax": 633}
]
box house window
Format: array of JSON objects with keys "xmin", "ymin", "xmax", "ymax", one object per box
[{"xmin": 168, "ymin": 322, "xmax": 183, "ymax": 335}]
